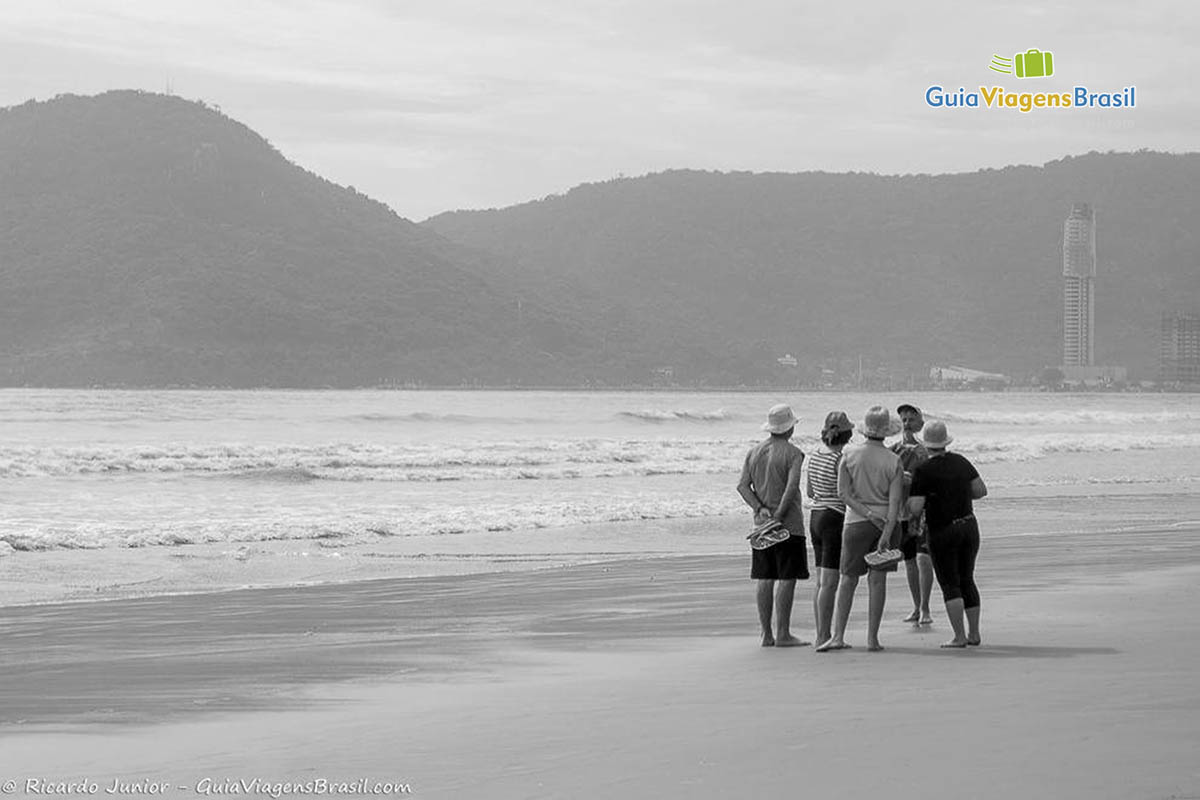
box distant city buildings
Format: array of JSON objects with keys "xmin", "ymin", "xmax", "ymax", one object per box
[
  {"xmin": 1160, "ymin": 312, "xmax": 1200, "ymax": 384},
  {"xmin": 651, "ymin": 366, "xmax": 675, "ymax": 381},
  {"xmin": 1062, "ymin": 203, "xmax": 1096, "ymax": 367},
  {"xmin": 1061, "ymin": 364, "xmax": 1127, "ymax": 387},
  {"xmin": 929, "ymin": 365, "xmax": 1011, "ymax": 388}
]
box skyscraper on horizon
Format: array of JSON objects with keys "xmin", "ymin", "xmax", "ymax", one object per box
[
  {"xmin": 1160, "ymin": 312, "xmax": 1200, "ymax": 384},
  {"xmin": 1062, "ymin": 203, "xmax": 1096, "ymax": 367}
]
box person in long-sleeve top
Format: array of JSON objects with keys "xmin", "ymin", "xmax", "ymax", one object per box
[{"xmin": 737, "ymin": 404, "xmax": 809, "ymax": 647}]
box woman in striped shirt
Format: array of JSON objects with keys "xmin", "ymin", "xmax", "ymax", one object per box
[{"xmin": 805, "ymin": 411, "xmax": 854, "ymax": 644}]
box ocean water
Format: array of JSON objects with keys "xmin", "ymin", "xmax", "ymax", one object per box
[{"xmin": 1, "ymin": 389, "xmax": 1198, "ymax": 597}]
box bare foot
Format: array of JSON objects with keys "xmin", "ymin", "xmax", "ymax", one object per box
[
  {"xmin": 941, "ymin": 639, "xmax": 968, "ymax": 648},
  {"xmin": 966, "ymin": 637, "xmax": 981, "ymax": 646},
  {"xmin": 815, "ymin": 638, "xmax": 851, "ymax": 652},
  {"xmin": 774, "ymin": 635, "xmax": 810, "ymax": 648},
  {"xmin": 902, "ymin": 610, "xmax": 920, "ymax": 623},
  {"xmin": 761, "ymin": 634, "xmax": 776, "ymax": 647},
  {"xmin": 919, "ymin": 613, "xmax": 934, "ymax": 626},
  {"xmin": 867, "ymin": 642, "xmax": 885, "ymax": 652}
]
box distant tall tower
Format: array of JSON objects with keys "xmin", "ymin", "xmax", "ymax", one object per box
[{"xmin": 1062, "ymin": 203, "xmax": 1096, "ymax": 366}]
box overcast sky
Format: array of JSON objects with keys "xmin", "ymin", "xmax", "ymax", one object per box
[{"xmin": 2, "ymin": 0, "xmax": 1195, "ymax": 220}]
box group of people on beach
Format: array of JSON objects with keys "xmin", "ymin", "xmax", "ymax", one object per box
[{"xmin": 737, "ymin": 403, "xmax": 987, "ymax": 651}]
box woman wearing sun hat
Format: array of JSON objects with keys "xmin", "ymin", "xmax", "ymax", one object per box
[
  {"xmin": 805, "ymin": 410, "xmax": 854, "ymax": 645},
  {"xmin": 907, "ymin": 420, "xmax": 988, "ymax": 648},
  {"xmin": 816, "ymin": 405, "xmax": 904, "ymax": 653}
]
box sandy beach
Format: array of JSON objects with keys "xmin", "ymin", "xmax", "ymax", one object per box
[{"xmin": 2, "ymin": 517, "xmax": 1200, "ymax": 800}]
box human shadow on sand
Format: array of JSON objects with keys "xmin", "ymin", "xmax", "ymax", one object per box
[{"xmin": 876, "ymin": 644, "xmax": 1120, "ymax": 659}]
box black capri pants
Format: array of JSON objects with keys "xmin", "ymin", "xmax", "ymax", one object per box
[
  {"xmin": 808, "ymin": 508, "xmax": 845, "ymax": 571},
  {"xmin": 927, "ymin": 514, "xmax": 980, "ymax": 608}
]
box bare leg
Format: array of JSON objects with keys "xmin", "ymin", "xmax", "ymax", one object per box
[
  {"xmin": 816, "ymin": 573, "xmax": 858, "ymax": 651},
  {"xmin": 812, "ymin": 571, "xmax": 822, "ymax": 639},
  {"xmin": 941, "ymin": 597, "xmax": 968, "ymax": 647},
  {"xmin": 917, "ymin": 552, "xmax": 935, "ymax": 624},
  {"xmin": 903, "ymin": 558, "xmax": 921, "ymax": 622},
  {"xmin": 965, "ymin": 605, "xmax": 981, "ymax": 645},
  {"xmin": 774, "ymin": 579, "xmax": 808, "ymax": 646},
  {"xmin": 866, "ymin": 569, "xmax": 887, "ymax": 651},
  {"xmin": 815, "ymin": 567, "xmax": 838, "ymax": 644},
  {"xmin": 757, "ymin": 580, "xmax": 775, "ymax": 646}
]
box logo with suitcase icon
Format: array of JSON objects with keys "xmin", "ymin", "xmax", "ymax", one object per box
[{"xmin": 989, "ymin": 49, "xmax": 1054, "ymax": 78}]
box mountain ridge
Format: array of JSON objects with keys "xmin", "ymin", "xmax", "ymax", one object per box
[
  {"xmin": 426, "ymin": 153, "xmax": 1200, "ymax": 383},
  {"xmin": 0, "ymin": 91, "xmax": 603, "ymax": 387},
  {"xmin": 2, "ymin": 90, "xmax": 1196, "ymax": 386}
]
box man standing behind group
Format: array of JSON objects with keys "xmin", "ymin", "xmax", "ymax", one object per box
[
  {"xmin": 893, "ymin": 403, "xmax": 934, "ymax": 626},
  {"xmin": 817, "ymin": 406, "xmax": 903, "ymax": 653},
  {"xmin": 738, "ymin": 404, "xmax": 809, "ymax": 648}
]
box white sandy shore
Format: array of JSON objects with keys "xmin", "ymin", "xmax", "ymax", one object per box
[{"xmin": 2, "ymin": 520, "xmax": 1200, "ymax": 800}]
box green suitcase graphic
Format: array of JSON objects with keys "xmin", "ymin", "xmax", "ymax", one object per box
[{"xmin": 1014, "ymin": 49, "xmax": 1053, "ymax": 78}]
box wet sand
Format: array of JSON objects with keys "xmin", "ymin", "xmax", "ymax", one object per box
[{"xmin": 2, "ymin": 521, "xmax": 1199, "ymax": 799}]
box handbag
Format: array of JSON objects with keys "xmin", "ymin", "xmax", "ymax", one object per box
[{"xmin": 747, "ymin": 518, "xmax": 791, "ymax": 550}]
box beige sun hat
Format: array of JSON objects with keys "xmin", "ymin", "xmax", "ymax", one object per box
[
  {"xmin": 920, "ymin": 420, "xmax": 954, "ymax": 449},
  {"xmin": 860, "ymin": 405, "xmax": 902, "ymax": 439},
  {"xmin": 761, "ymin": 404, "xmax": 800, "ymax": 434}
]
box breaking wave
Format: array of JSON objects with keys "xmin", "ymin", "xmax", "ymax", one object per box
[
  {"xmin": 1, "ymin": 431, "xmax": 1197, "ymax": 482},
  {"xmin": 342, "ymin": 412, "xmax": 538, "ymax": 424},
  {"xmin": 616, "ymin": 409, "xmax": 737, "ymax": 423},
  {"xmin": 935, "ymin": 409, "xmax": 1200, "ymax": 426},
  {"xmin": 0, "ymin": 495, "xmax": 743, "ymax": 552}
]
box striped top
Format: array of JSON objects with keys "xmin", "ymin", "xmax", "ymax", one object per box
[{"xmin": 806, "ymin": 445, "xmax": 845, "ymax": 512}]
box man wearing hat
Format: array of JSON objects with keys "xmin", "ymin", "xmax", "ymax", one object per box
[
  {"xmin": 817, "ymin": 405, "xmax": 903, "ymax": 652},
  {"xmin": 737, "ymin": 403, "xmax": 809, "ymax": 647},
  {"xmin": 893, "ymin": 403, "xmax": 935, "ymax": 626}
]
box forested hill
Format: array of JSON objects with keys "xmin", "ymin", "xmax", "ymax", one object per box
[
  {"xmin": 426, "ymin": 153, "xmax": 1200, "ymax": 382},
  {"xmin": 2, "ymin": 91, "xmax": 1195, "ymax": 386},
  {"xmin": 0, "ymin": 91, "xmax": 598, "ymax": 387}
]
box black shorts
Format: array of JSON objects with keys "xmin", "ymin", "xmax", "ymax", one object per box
[
  {"xmin": 809, "ymin": 508, "xmax": 845, "ymax": 571},
  {"xmin": 900, "ymin": 520, "xmax": 930, "ymax": 560},
  {"xmin": 751, "ymin": 533, "xmax": 809, "ymax": 580}
]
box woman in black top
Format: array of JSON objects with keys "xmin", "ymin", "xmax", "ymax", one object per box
[{"xmin": 907, "ymin": 421, "xmax": 988, "ymax": 648}]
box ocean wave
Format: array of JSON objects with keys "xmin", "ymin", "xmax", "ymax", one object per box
[
  {"xmin": 935, "ymin": 409, "xmax": 1200, "ymax": 426},
  {"xmin": 1, "ymin": 431, "xmax": 1198, "ymax": 481},
  {"xmin": 342, "ymin": 412, "xmax": 538, "ymax": 424},
  {"xmin": 0, "ymin": 496, "xmax": 745, "ymax": 552},
  {"xmin": 0, "ymin": 440, "xmax": 748, "ymax": 482},
  {"xmin": 228, "ymin": 467, "xmax": 322, "ymax": 483},
  {"xmin": 616, "ymin": 409, "xmax": 737, "ymax": 423},
  {"xmin": 957, "ymin": 433, "xmax": 1200, "ymax": 463},
  {"xmin": 997, "ymin": 474, "xmax": 1200, "ymax": 488}
]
